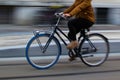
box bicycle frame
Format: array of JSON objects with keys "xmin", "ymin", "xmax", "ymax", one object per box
[
  {"xmin": 33, "ymin": 15, "xmax": 97, "ymax": 55},
  {"xmin": 48, "ymin": 16, "xmax": 80, "ymax": 56},
  {"xmin": 45, "ymin": 16, "xmax": 70, "ymax": 46}
]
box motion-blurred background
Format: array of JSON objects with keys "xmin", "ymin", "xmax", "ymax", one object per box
[{"xmin": 0, "ymin": 0, "xmax": 120, "ymax": 26}]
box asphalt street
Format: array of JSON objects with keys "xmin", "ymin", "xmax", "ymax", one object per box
[
  {"xmin": 0, "ymin": 57, "xmax": 120, "ymax": 80},
  {"xmin": 0, "ymin": 24, "xmax": 120, "ymax": 80},
  {"xmin": 0, "ymin": 24, "xmax": 120, "ymax": 58}
]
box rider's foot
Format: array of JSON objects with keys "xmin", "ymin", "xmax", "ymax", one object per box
[{"xmin": 67, "ymin": 40, "xmax": 79, "ymax": 49}]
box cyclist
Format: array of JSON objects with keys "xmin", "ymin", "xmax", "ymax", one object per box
[{"xmin": 63, "ymin": 0, "xmax": 95, "ymax": 50}]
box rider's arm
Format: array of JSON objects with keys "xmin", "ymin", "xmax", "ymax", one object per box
[{"xmin": 63, "ymin": 0, "xmax": 77, "ymax": 14}]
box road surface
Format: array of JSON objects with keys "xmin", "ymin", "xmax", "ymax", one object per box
[
  {"xmin": 0, "ymin": 24, "xmax": 120, "ymax": 80},
  {"xmin": 0, "ymin": 57, "xmax": 120, "ymax": 80}
]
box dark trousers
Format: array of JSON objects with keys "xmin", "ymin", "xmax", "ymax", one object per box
[{"xmin": 68, "ymin": 18, "xmax": 94, "ymax": 41}]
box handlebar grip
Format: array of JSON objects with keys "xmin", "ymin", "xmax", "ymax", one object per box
[
  {"xmin": 55, "ymin": 12, "xmax": 69, "ymax": 20},
  {"xmin": 55, "ymin": 12, "xmax": 63, "ymax": 17}
]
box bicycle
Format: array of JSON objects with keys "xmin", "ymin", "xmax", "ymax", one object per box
[{"xmin": 25, "ymin": 13, "xmax": 110, "ymax": 70}]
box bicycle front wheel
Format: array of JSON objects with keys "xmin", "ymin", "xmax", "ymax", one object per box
[
  {"xmin": 26, "ymin": 33, "xmax": 61, "ymax": 70},
  {"xmin": 80, "ymin": 33, "xmax": 109, "ymax": 67}
]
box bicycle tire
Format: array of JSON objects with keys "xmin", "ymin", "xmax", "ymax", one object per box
[
  {"xmin": 79, "ymin": 33, "xmax": 109, "ymax": 67},
  {"xmin": 26, "ymin": 33, "xmax": 61, "ymax": 70}
]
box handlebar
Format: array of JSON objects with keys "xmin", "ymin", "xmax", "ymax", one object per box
[
  {"xmin": 54, "ymin": 12, "xmax": 69, "ymax": 20},
  {"xmin": 54, "ymin": 12, "xmax": 70, "ymax": 26}
]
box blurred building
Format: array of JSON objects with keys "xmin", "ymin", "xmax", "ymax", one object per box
[{"xmin": 0, "ymin": 0, "xmax": 120, "ymax": 25}]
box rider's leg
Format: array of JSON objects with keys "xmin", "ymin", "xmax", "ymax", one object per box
[
  {"xmin": 67, "ymin": 18, "xmax": 94, "ymax": 61},
  {"xmin": 67, "ymin": 18, "xmax": 94, "ymax": 46},
  {"xmin": 67, "ymin": 19, "xmax": 79, "ymax": 49}
]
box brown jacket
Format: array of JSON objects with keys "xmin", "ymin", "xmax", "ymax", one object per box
[{"xmin": 63, "ymin": 0, "xmax": 95, "ymax": 23}]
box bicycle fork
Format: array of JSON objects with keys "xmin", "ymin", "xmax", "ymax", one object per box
[{"xmin": 33, "ymin": 30, "xmax": 53, "ymax": 53}]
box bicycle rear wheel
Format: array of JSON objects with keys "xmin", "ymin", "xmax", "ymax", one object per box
[
  {"xmin": 79, "ymin": 33, "xmax": 109, "ymax": 67},
  {"xmin": 26, "ymin": 33, "xmax": 61, "ymax": 69}
]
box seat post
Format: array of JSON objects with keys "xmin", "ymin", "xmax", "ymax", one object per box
[
  {"xmin": 78, "ymin": 28, "xmax": 90, "ymax": 41},
  {"xmin": 80, "ymin": 29, "xmax": 86, "ymax": 37},
  {"xmin": 80, "ymin": 28, "xmax": 90, "ymax": 38}
]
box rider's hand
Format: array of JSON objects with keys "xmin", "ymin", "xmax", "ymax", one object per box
[
  {"xmin": 63, "ymin": 13, "xmax": 71, "ymax": 18},
  {"xmin": 59, "ymin": 12, "xmax": 63, "ymax": 15}
]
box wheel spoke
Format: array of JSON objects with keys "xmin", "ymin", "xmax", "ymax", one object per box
[{"xmin": 26, "ymin": 34, "xmax": 61, "ymax": 69}]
